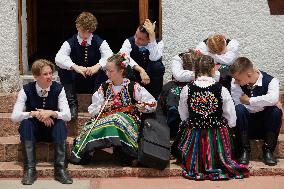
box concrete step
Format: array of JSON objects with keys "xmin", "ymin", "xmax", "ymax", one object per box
[
  {"xmin": 1, "ymin": 135, "xmax": 284, "ymax": 162},
  {"xmin": 0, "ymin": 112, "xmax": 91, "ymax": 137},
  {"xmin": 0, "ymin": 159, "xmax": 284, "ymax": 178}
]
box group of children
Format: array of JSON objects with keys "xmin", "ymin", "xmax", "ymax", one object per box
[{"xmin": 10, "ymin": 11, "xmax": 282, "ymax": 185}]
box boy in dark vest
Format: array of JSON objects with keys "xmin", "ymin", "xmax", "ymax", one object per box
[
  {"xmin": 11, "ymin": 59, "xmax": 73, "ymax": 185},
  {"xmin": 230, "ymin": 57, "xmax": 282, "ymax": 166},
  {"xmin": 119, "ymin": 19, "xmax": 165, "ymax": 99},
  {"xmin": 55, "ymin": 12, "xmax": 113, "ymax": 120}
]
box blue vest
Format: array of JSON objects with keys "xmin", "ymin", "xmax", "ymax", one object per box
[
  {"xmin": 128, "ymin": 36, "xmax": 162, "ymax": 70},
  {"xmin": 240, "ymin": 71, "xmax": 274, "ymax": 98},
  {"xmin": 23, "ymin": 81, "xmax": 63, "ymax": 112},
  {"xmin": 67, "ymin": 34, "xmax": 103, "ymax": 67}
]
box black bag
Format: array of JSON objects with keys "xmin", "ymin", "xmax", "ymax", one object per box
[{"xmin": 138, "ymin": 118, "xmax": 170, "ymax": 170}]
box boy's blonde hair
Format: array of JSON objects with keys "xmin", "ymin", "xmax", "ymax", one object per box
[
  {"xmin": 31, "ymin": 59, "xmax": 55, "ymax": 76},
  {"xmin": 230, "ymin": 57, "xmax": 254, "ymax": 75},
  {"xmin": 75, "ymin": 12, "xmax": 98, "ymax": 32},
  {"xmin": 207, "ymin": 34, "xmax": 226, "ymax": 54}
]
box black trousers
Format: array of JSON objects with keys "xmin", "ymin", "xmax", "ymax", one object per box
[
  {"xmin": 235, "ymin": 104, "xmax": 282, "ymax": 139},
  {"xmin": 58, "ymin": 68, "xmax": 107, "ymax": 94},
  {"xmin": 19, "ymin": 118, "xmax": 67, "ymax": 143}
]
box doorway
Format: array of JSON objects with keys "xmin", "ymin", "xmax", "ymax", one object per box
[{"xmin": 19, "ymin": 0, "xmax": 162, "ymax": 72}]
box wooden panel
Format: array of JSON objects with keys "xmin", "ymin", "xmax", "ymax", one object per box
[
  {"xmin": 159, "ymin": 0, "xmax": 162, "ymax": 38},
  {"xmin": 18, "ymin": 0, "xmax": 23, "ymax": 74},
  {"xmin": 268, "ymin": 0, "xmax": 284, "ymax": 15},
  {"xmin": 139, "ymin": 0, "xmax": 149, "ymax": 24},
  {"xmin": 27, "ymin": 0, "xmax": 37, "ymax": 59}
]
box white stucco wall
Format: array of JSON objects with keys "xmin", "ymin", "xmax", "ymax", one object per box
[
  {"xmin": 0, "ymin": 0, "xmax": 21, "ymax": 93},
  {"xmin": 162, "ymin": 0, "xmax": 284, "ymax": 88}
]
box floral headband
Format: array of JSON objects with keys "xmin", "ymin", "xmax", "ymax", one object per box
[{"xmin": 119, "ymin": 53, "xmax": 129, "ymax": 68}]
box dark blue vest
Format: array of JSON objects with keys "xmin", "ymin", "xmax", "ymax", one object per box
[
  {"xmin": 128, "ymin": 36, "xmax": 162, "ymax": 70},
  {"xmin": 67, "ymin": 34, "xmax": 103, "ymax": 67},
  {"xmin": 23, "ymin": 81, "xmax": 63, "ymax": 112},
  {"xmin": 240, "ymin": 71, "xmax": 273, "ymax": 98}
]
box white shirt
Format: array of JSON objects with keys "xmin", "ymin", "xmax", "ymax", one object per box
[
  {"xmin": 171, "ymin": 55, "xmax": 220, "ymax": 82},
  {"xmin": 11, "ymin": 82, "xmax": 71, "ymax": 123},
  {"xmin": 119, "ymin": 38, "xmax": 164, "ymax": 68},
  {"xmin": 88, "ymin": 78, "xmax": 157, "ymax": 116},
  {"xmin": 195, "ymin": 39, "xmax": 239, "ymax": 66},
  {"xmin": 231, "ymin": 71, "xmax": 279, "ymax": 113},
  {"xmin": 55, "ymin": 33, "xmax": 113, "ymax": 70},
  {"xmin": 178, "ymin": 76, "xmax": 236, "ymax": 128}
]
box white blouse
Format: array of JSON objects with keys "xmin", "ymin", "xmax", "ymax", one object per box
[
  {"xmin": 171, "ymin": 55, "xmax": 220, "ymax": 82},
  {"xmin": 55, "ymin": 33, "xmax": 113, "ymax": 70},
  {"xmin": 178, "ymin": 76, "xmax": 236, "ymax": 128},
  {"xmin": 195, "ymin": 39, "xmax": 239, "ymax": 66},
  {"xmin": 88, "ymin": 78, "xmax": 157, "ymax": 116}
]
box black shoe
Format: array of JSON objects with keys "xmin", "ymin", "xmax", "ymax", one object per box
[
  {"xmin": 70, "ymin": 104, "xmax": 78, "ymax": 121},
  {"xmin": 54, "ymin": 168, "xmax": 73, "ymax": 184},
  {"xmin": 63, "ymin": 84, "xmax": 78, "ymax": 121},
  {"xmin": 263, "ymin": 150, "xmax": 277, "ymax": 166},
  {"xmin": 22, "ymin": 168, "xmax": 37, "ymax": 185},
  {"xmin": 21, "ymin": 141, "xmax": 37, "ymax": 185},
  {"xmin": 238, "ymin": 149, "xmax": 250, "ymax": 165},
  {"xmin": 262, "ymin": 132, "xmax": 278, "ymax": 166},
  {"xmin": 54, "ymin": 141, "xmax": 73, "ymax": 184},
  {"xmin": 238, "ymin": 132, "xmax": 250, "ymax": 165}
]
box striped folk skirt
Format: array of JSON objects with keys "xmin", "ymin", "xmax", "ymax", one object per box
[
  {"xmin": 71, "ymin": 112, "xmax": 140, "ymax": 163},
  {"xmin": 177, "ymin": 120, "xmax": 249, "ymax": 180}
]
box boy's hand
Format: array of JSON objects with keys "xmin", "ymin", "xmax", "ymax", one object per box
[
  {"xmin": 37, "ymin": 109, "xmax": 56, "ymax": 122},
  {"xmin": 143, "ymin": 19, "xmax": 156, "ymax": 42},
  {"xmin": 140, "ymin": 71, "xmax": 150, "ymax": 85},
  {"xmin": 136, "ymin": 103, "xmax": 146, "ymax": 112},
  {"xmin": 240, "ymin": 94, "xmax": 250, "ymax": 105},
  {"xmin": 72, "ymin": 64, "xmax": 87, "ymax": 77},
  {"xmin": 30, "ymin": 110, "xmax": 39, "ymax": 118},
  {"xmin": 85, "ymin": 64, "xmax": 101, "ymax": 76},
  {"xmin": 104, "ymin": 101, "xmax": 114, "ymax": 111},
  {"xmin": 42, "ymin": 117, "xmax": 54, "ymax": 127}
]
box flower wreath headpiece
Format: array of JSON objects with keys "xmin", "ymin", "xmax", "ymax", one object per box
[{"xmin": 119, "ymin": 53, "xmax": 130, "ymax": 68}]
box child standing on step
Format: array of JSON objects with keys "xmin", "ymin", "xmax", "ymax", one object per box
[
  {"xmin": 176, "ymin": 54, "xmax": 249, "ymax": 180},
  {"xmin": 11, "ymin": 59, "xmax": 73, "ymax": 185}
]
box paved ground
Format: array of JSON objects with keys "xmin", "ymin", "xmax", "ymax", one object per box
[{"xmin": 0, "ymin": 176, "xmax": 284, "ymax": 189}]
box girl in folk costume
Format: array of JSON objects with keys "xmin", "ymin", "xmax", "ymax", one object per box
[
  {"xmin": 177, "ymin": 54, "xmax": 249, "ymax": 180},
  {"xmin": 195, "ymin": 34, "xmax": 239, "ymax": 91},
  {"xmin": 159, "ymin": 49, "xmax": 201, "ymax": 138},
  {"xmin": 70, "ymin": 53, "xmax": 157, "ymax": 165}
]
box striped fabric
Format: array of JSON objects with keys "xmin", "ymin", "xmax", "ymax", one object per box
[
  {"xmin": 178, "ymin": 119, "xmax": 249, "ymax": 180},
  {"xmin": 71, "ymin": 112, "xmax": 140, "ymax": 160}
]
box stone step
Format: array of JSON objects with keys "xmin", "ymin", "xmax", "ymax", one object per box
[
  {"xmin": 0, "ymin": 159, "xmax": 284, "ymax": 178},
  {"xmin": 2, "ymin": 91, "xmax": 284, "ymax": 113},
  {"xmin": 0, "ymin": 135, "xmax": 284, "ymax": 162},
  {"xmin": 0, "ymin": 109, "xmax": 284, "ymax": 138},
  {"xmin": 0, "ymin": 112, "xmax": 91, "ymax": 137}
]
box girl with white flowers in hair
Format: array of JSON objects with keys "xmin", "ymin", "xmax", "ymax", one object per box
[{"xmin": 70, "ymin": 53, "xmax": 157, "ymax": 165}]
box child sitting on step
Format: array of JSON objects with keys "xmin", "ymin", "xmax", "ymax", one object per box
[
  {"xmin": 11, "ymin": 59, "xmax": 73, "ymax": 185},
  {"xmin": 176, "ymin": 54, "xmax": 249, "ymax": 180}
]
